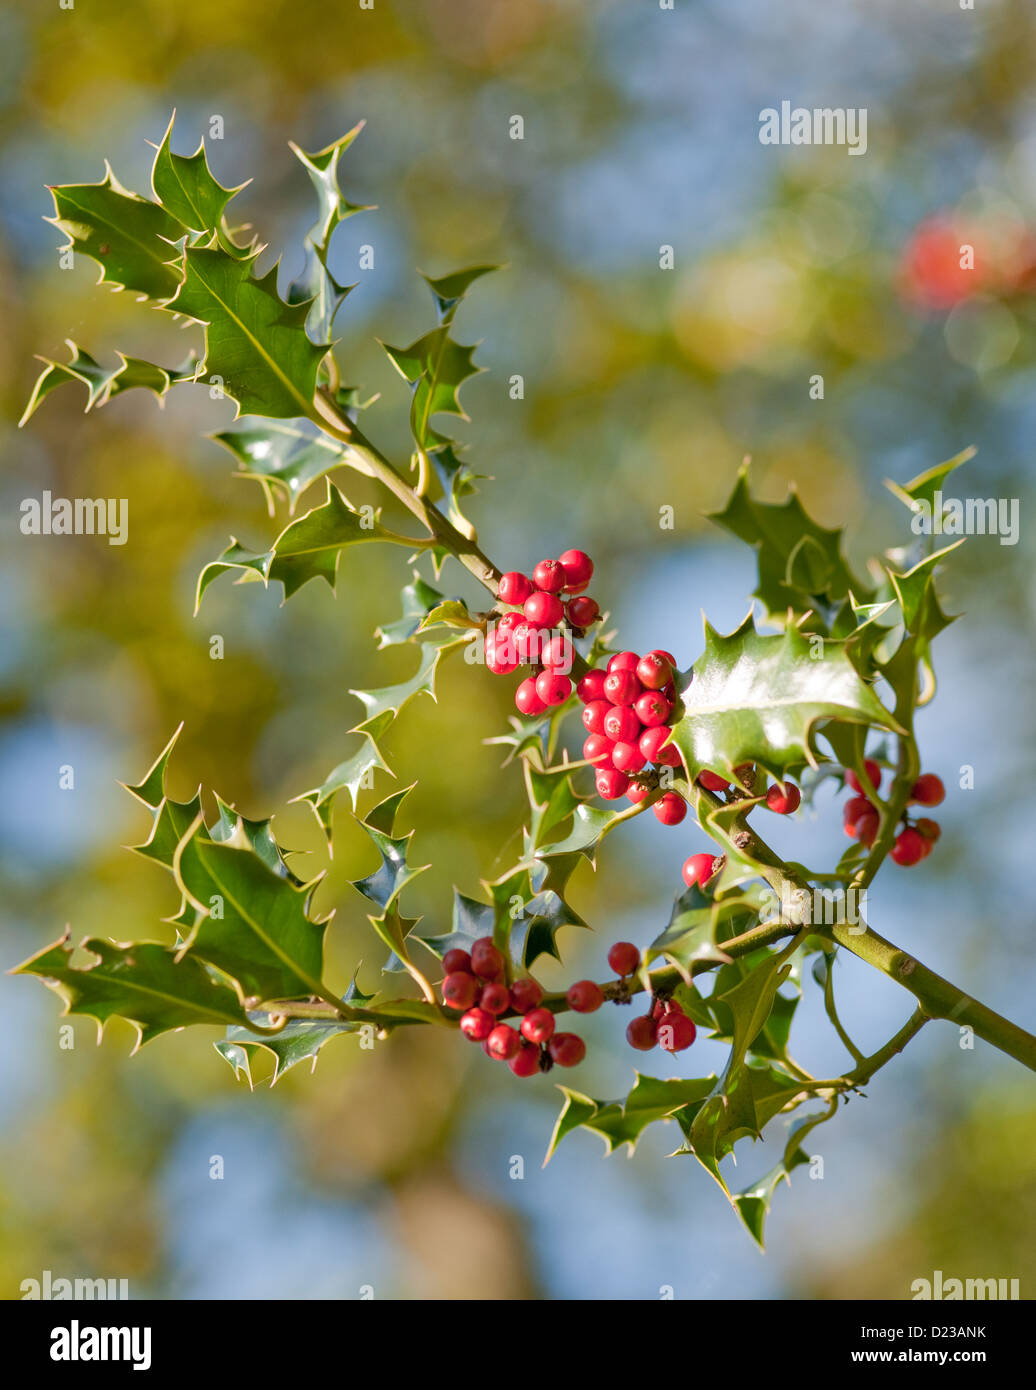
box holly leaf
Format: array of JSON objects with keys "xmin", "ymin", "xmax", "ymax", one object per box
[
  {"xmin": 150, "ymin": 113, "xmax": 244, "ymax": 234},
  {"xmin": 13, "ymin": 933, "xmax": 251, "ymax": 1050},
  {"xmin": 166, "ymin": 244, "xmax": 328, "ymax": 418},
  {"xmin": 418, "ymin": 890, "xmax": 496, "ymax": 962},
  {"xmin": 349, "ymin": 638, "xmax": 463, "ymax": 726},
  {"xmin": 884, "ymin": 446, "xmax": 976, "ymax": 513},
  {"xmin": 669, "ymin": 615, "xmax": 901, "ymax": 782},
  {"xmin": 213, "ymin": 419, "xmax": 351, "ymax": 515},
  {"xmin": 47, "ymin": 164, "xmax": 185, "ymax": 301},
  {"xmin": 289, "ymin": 122, "xmax": 372, "ymax": 251},
  {"xmin": 216, "ymin": 1012, "xmax": 360, "ymax": 1087},
  {"xmin": 383, "ymin": 329, "xmax": 483, "ymax": 452},
  {"xmin": 545, "ymin": 1073, "xmax": 717, "ymax": 1163},
  {"xmin": 19, "ymin": 341, "xmax": 186, "ymax": 425},
  {"xmin": 420, "ymin": 264, "xmax": 500, "ymax": 325},
  {"xmin": 376, "ymin": 573, "xmax": 447, "ymax": 647},
  {"xmin": 646, "ymin": 886, "xmax": 746, "ymax": 978},
  {"xmin": 350, "ymin": 787, "xmax": 429, "ymax": 914},
  {"xmin": 294, "ymin": 711, "xmax": 395, "ymax": 816}
]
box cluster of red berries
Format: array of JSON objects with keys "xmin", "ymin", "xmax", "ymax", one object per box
[
  {"xmin": 440, "ymin": 938, "xmax": 586, "ymax": 1076},
  {"xmin": 485, "ymin": 549, "xmax": 600, "ymax": 716},
  {"xmin": 578, "ymin": 649, "xmax": 690, "ymax": 823},
  {"xmin": 842, "ymin": 761, "xmax": 944, "ymax": 866}
]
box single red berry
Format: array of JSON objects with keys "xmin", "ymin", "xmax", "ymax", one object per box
[
  {"xmin": 635, "ymin": 691, "xmax": 671, "ymax": 727},
  {"xmin": 916, "ymin": 817, "xmax": 942, "ymax": 842},
  {"xmin": 698, "ymin": 770, "xmax": 730, "ymax": 792},
  {"xmin": 608, "ymin": 941, "xmax": 641, "ymax": 976},
  {"xmin": 847, "ymin": 759, "xmax": 882, "ymax": 795},
  {"xmin": 459, "ymin": 1007, "xmax": 495, "ymax": 1041},
  {"xmin": 654, "ymin": 649, "xmax": 677, "ymax": 666},
  {"xmin": 910, "ymin": 773, "xmax": 945, "ymax": 806},
  {"xmin": 595, "ymin": 767, "xmax": 630, "ymax": 799},
  {"xmin": 470, "ymin": 937, "xmax": 505, "ymax": 979},
  {"xmin": 583, "ymin": 733, "xmax": 615, "ymax": 767},
  {"xmin": 442, "ymin": 972, "xmax": 479, "ymax": 1010},
  {"xmin": 607, "ymin": 651, "xmax": 640, "ymax": 673},
  {"xmin": 639, "ymin": 725, "xmax": 681, "ymax": 766},
  {"xmin": 626, "ymin": 1015, "xmax": 658, "ymax": 1051},
  {"xmin": 509, "ymin": 620, "xmax": 539, "ymax": 664},
  {"xmin": 843, "ymin": 794, "xmax": 875, "ymax": 828},
  {"xmin": 523, "ymin": 590, "xmax": 564, "ymax": 627},
  {"xmin": 509, "ymin": 978, "xmax": 544, "ymax": 1014},
  {"xmin": 548, "ymin": 1032, "xmax": 586, "ymax": 1067},
  {"xmin": 535, "ymin": 669, "xmax": 572, "ymax": 707},
  {"xmin": 657, "ymin": 1011, "xmax": 696, "ymax": 1052},
  {"xmin": 653, "ymin": 791, "xmax": 687, "ymax": 825},
  {"xmin": 521, "ymin": 1007, "xmax": 556, "ymax": 1044},
  {"xmin": 508, "ymin": 1041, "xmax": 541, "ymax": 1077},
  {"xmin": 541, "ymin": 630, "xmax": 573, "ymax": 670},
  {"xmin": 576, "ymin": 668, "xmax": 608, "ymax": 703},
  {"xmin": 559, "ymin": 548, "xmax": 594, "ymax": 589},
  {"xmin": 496, "ymin": 609, "xmax": 522, "ymax": 635},
  {"xmin": 892, "ymin": 827, "xmax": 927, "ymax": 866},
  {"xmin": 612, "ymin": 740, "xmax": 648, "ymax": 773},
  {"xmin": 582, "ymin": 699, "xmax": 611, "ymax": 735},
  {"xmin": 626, "ymin": 781, "xmax": 651, "ymax": 804},
  {"xmin": 515, "ymin": 677, "xmax": 547, "ymax": 717},
  {"xmin": 497, "ymin": 571, "xmax": 534, "ymax": 606},
  {"xmin": 484, "ymin": 628, "xmax": 519, "ymax": 675},
  {"xmin": 765, "ymin": 782, "xmax": 801, "ymax": 815},
  {"xmin": 486, "ymin": 1024, "xmax": 522, "ymax": 1060},
  {"xmin": 854, "ymin": 810, "xmax": 880, "ymax": 847},
  {"xmin": 682, "ymin": 853, "xmax": 717, "ymax": 888},
  {"xmin": 602, "ymin": 705, "xmax": 641, "ymax": 743},
  {"xmin": 567, "ymin": 595, "xmax": 600, "ymax": 628},
  {"xmin": 636, "ymin": 652, "xmax": 673, "ymax": 690},
  {"xmin": 603, "ymin": 670, "xmax": 642, "ymax": 706},
  {"xmin": 442, "ymin": 948, "xmax": 472, "ymax": 975},
  {"xmin": 566, "ymin": 980, "xmax": 604, "ymax": 1013},
  {"xmin": 532, "ymin": 558, "xmax": 566, "ymax": 593},
  {"xmin": 480, "ymin": 980, "xmax": 511, "ymax": 1015}
]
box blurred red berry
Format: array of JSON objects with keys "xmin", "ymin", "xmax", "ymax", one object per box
[
  {"xmin": 608, "ymin": 941, "xmax": 641, "ymax": 976},
  {"xmin": 566, "ymin": 980, "xmax": 604, "ymax": 1013}
]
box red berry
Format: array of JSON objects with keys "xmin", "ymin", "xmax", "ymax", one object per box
[
  {"xmin": 567, "ymin": 595, "xmax": 600, "ymax": 628},
  {"xmin": 634, "ymin": 691, "xmax": 671, "ymax": 727},
  {"xmin": 532, "ymin": 558, "xmax": 566, "ymax": 593},
  {"xmin": 682, "ymin": 853, "xmax": 717, "ymax": 888},
  {"xmin": 471, "ymin": 937, "xmax": 505, "ymax": 979},
  {"xmin": 484, "ymin": 628, "xmax": 519, "ymax": 675},
  {"xmin": 847, "ymin": 759, "xmax": 882, "ymax": 794},
  {"xmin": 612, "ymin": 740, "xmax": 647, "ymax": 773},
  {"xmin": 657, "ymin": 1011, "xmax": 696, "ymax": 1052},
  {"xmin": 583, "ymin": 733, "xmax": 615, "ymax": 767},
  {"xmin": 765, "ymin": 782, "xmax": 801, "ymax": 815},
  {"xmin": 559, "ymin": 548, "xmax": 594, "ymax": 589},
  {"xmin": 566, "ymin": 980, "xmax": 604, "ymax": 1013},
  {"xmin": 916, "ymin": 817, "xmax": 941, "ymax": 842},
  {"xmin": 582, "ymin": 699, "xmax": 611, "ymax": 735},
  {"xmin": 442, "ymin": 972, "xmax": 479, "ymax": 1010},
  {"xmin": 910, "ymin": 773, "xmax": 945, "ymax": 806},
  {"xmin": 608, "ymin": 941, "xmax": 641, "ymax": 976},
  {"xmin": 653, "ymin": 792, "xmax": 687, "ymax": 825},
  {"xmin": 523, "ymin": 590, "xmax": 564, "ymax": 627},
  {"xmin": 459, "ymin": 1007, "xmax": 495, "ymax": 1041},
  {"xmin": 843, "ymin": 794, "xmax": 875, "ymax": 829},
  {"xmin": 486, "ymin": 1024, "xmax": 522, "ymax": 1060},
  {"xmin": 639, "ymin": 725, "xmax": 681, "ymax": 766},
  {"xmin": 509, "ymin": 620, "xmax": 538, "ymax": 664},
  {"xmin": 636, "ymin": 652, "xmax": 673, "ymax": 690},
  {"xmin": 535, "ymin": 669, "xmax": 572, "ymax": 707},
  {"xmin": 626, "ymin": 781, "xmax": 651, "ymax": 804},
  {"xmin": 548, "ymin": 1032, "xmax": 586, "ymax": 1067},
  {"xmin": 480, "ymin": 980, "xmax": 511, "ymax": 1015},
  {"xmin": 698, "ymin": 770, "xmax": 730, "ymax": 792},
  {"xmin": 509, "ymin": 978, "xmax": 544, "ymax": 1014},
  {"xmin": 541, "ymin": 631, "xmax": 573, "ymax": 670},
  {"xmin": 854, "ymin": 810, "xmax": 880, "ymax": 847},
  {"xmin": 603, "ymin": 670, "xmax": 641, "ymax": 706},
  {"xmin": 576, "ymin": 669, "xmax": 608, "ymax": 703},
  {"xmin": 496, "ymin": 609, "xmax": 522, "ymax": 635},
  {"xmin": 520, "ymin": 1007, "xmax": 555, "ymax": 1044},
  {"xmin": 508, "ymin": 1041, "xmax": 541, "ymax": 1077},
  {"xmin": 497, "ymin": 571, "xmax": 534, "ymax": 606},
  {"xmin": 515, "ymin": 677, "xmax": 547, "ymax": 716},
  {"xmin": 892, "ymin": 827, "xmax": 927, "ymax": 866},
  {"xmin": 654, "ymin": 649, "xmax": 677, "ymax": 666},
  {"xmin": 603, "ymin": 705, "xmax": 641, "ymax": 743},
  {"xmin": 595, "ymin": 767, "xmax": 630, "ymax": 800},
  {"xmin": 442, "ymin": 948, "xmax": 472, "ymax": 975},
  {"xmin": 607, "ymin": 651, "xmax": 640, "ymax": 673},
  {"xmin": 626, "ymin": 1015, "xmax": 658, "ymax": 1051}
]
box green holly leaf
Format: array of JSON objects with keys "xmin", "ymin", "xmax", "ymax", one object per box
[
  {"xmin": 47, "ymin": 164, "xmax": 186, "ymax": 301},
  {"xmin": 545, "ymin": 1073, "xmax": 717, "ymax": 1163},
  {"xmin": 418, "ymin": 890, "xmax": 497, "ymax": 962},
  {"xmin": 887, "ymin": 545, "xmax": 963, "ymax": 632},
  {"xmin": 376, "ymin": 573, "xmax": 447, "ymax": 647},
  {"xmin": 349, "ymin": 638, "xmax": 463, "ymax": 726},
  {"xmin": 669, "ymin": 615, "xmax": 901, "ymax": 782},
  {"xmin": 19, "ymin": 341, "xmax": 186, "ymax": 425},
  {"xmin": 350, "ymin": 787, "xmax": 429, "ymax": 914},
  {"xmin": 524, "ymin": 763, "xmax": 583, "ymax": 850},
  {"xmin": 428, "ymin": 442, "xmax": 485, "ymax": 539},
  {"xmin": 213, "ymin": 419, "xmax": 350, "ymax": 515},
  {"xmin": 150, "ymin": 113, "xmax": 244, "ymax": 234},
  {"xmin": 420, "ymin": 264, "xmax": 500, "ymax": 325},
  {"xmin": 383, "ymin": 328, "xmax": 483, "ymax": 452},
  {"xmin": 121, "ymin": 725, "xmax": 184, "ymax": 811},
  {"xmin": 289, "ymin": 122, "xmax": 372, "ymax": 251},
  {"xmin": 13, "ymin": 933, "xmax": 251, "ymax": 1050},
  {"xmin": 646, "ymin": 886, "xmax": 749, "ymax": 978},
  {"xmin": 166, "ymin": 244, "xmax": 328, "ymax": 418},
  {"xmin": 295, "ymin": 711, "xmax": 395, "ymax": 816},
  {"xmin": 884, "ymin": 446, "xmax": 976, "ymax": 513},
  {"xmin": 216, "ymin": 1012, "xmax": 360, "ymax": 1087}
]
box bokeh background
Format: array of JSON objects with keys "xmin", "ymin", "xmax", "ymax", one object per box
[{"xmin": 2, "ymin": 0, "xmax": 1035, "ymax": 1300}]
